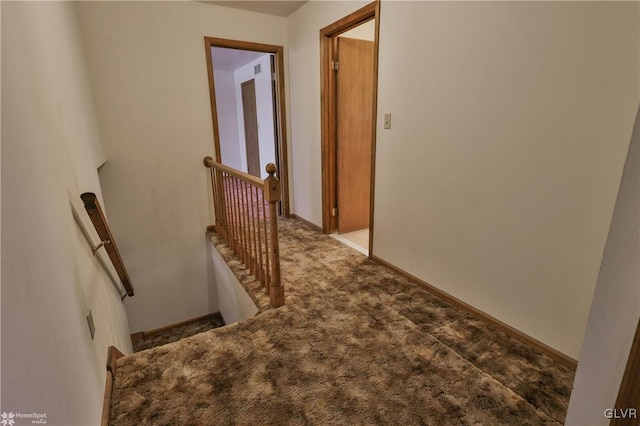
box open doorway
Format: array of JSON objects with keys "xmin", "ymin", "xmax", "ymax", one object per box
[
  {"xmin": 204, "ymin": 38, "xmax": 290, "ymax": 216},
  {"xmin": 320, "ymin": 2, "xmax": 380, "ymax": 256}
]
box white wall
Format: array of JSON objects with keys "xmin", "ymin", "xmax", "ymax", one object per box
[
  {"xmin": 234, "ymin": 54, "xmax": 277, "ymax": 178},
  {"xmin": 210, "ymin": 246, "xmax": 259, "ymax": 324},
  {"xmin": 565, "ymin": 105, "xmax": 640, "ymax": 425},
  {"xmin": 2, "ymin": 2, "xmax": 132, "ymax": 424},
  {"xmin": 213, "ymin": 68, "xmax": 243, "ymax": 171},
  {"xmin": 76, "ymin": 1, "xmax": 287, "ymax": 332},
  {"xmin": 287, "ymin": 0, "xmax": 372, "ymax": 225},
  {"xmin": 372, "ymin": 1, "xmax": 639, "ymax": 358},
  {"xmin": 340, "ymin": 19, "xmax": 375, "ymax": 41}
]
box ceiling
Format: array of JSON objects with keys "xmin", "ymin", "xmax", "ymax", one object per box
[
  {"xmin": 212, "ymin": 47, "xmax": 268, "ymax": 71},
  {"xmin": 199, "ymin": 1, "xmax": 307, "ymax": 17}
]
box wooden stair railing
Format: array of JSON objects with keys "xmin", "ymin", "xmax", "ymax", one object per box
[
  {"xmin": 203, "ymin": 156, "xmax": 284, "ymax": 308},
  {"xmin": 81, "ymin": 192, "xmax": 134, "ymax": 299}
]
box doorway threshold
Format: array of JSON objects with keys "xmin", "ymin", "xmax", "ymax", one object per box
[{"xmin": 331, "ymin": 229, "xmax": 369, "ymax": 256}]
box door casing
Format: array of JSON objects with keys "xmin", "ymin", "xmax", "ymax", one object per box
[
  {"xmin": 204, "ymin": 37, "xmax": 290, "ymax": 216},
  {"xmin": 320, "ymin": 1, "xmax": 381, "ymax": 255}
]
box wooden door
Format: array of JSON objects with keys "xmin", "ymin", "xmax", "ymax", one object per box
[
  {"xmin": 336, "ymin": 37, "xmax": 375, "ymax": 233},
  {"xmin": 241, "ymin": 79, "xmax": 261, "ymax": 177}
]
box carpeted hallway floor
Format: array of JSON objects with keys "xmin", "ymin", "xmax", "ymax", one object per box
[{"xmin": 109, "ymin": 218, "xmax": 575, "ymax": 425}]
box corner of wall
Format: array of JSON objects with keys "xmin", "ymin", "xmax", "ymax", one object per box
[{"xmin": 565, "ymin": 104, "xmax": 640, "ymax": 426}]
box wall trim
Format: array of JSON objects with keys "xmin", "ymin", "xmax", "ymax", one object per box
[
  {"xmin": 130, "ymin": 312, "xmax": 224, "ymax": 344},
  {"xmin": 371, "ymin": 255, "xmax": 578, "ymax": 370},
  {"xmin": 290, "ymin": 214, "xmax": 323, "ymax": 232},
  {"xmin": 102, "ymin": 346, "xmax": 124, "ymax": 426}
]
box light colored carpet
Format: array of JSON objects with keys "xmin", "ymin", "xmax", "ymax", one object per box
[{"xmin": 110, "ymin": 218, "xmax": 574, "ymax": 425}]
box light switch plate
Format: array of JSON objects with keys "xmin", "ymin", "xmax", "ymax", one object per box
[{"xmin": 384, "ymin": 113, "xmax": 391, "ymax": 129}]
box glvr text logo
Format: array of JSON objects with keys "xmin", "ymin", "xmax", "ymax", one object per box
[{"xmin": 605, "ymin": 408, "xmax": 638, "ymax": 419}]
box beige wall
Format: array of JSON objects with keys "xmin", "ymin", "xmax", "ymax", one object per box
[
  {"xmin": 340, "ymin": 19, "xmax": 375, "ymax": 41},
  {"xmin": 287, "ymin": 1, "xmax": 638, "ymax": 358},
  {"xmin": 372, "ymin": 1, "xmax": 639, "ymax": 358},
  {"xmin": 76, "ymin": 1, "xmax": 287, "ymax": 332},
  {"xmin": 1, "ymin": 2, "xmax": 132, "ymax": 424}
]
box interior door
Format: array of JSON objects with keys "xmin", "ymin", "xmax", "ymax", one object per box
[
  {"xmin": 336, "ymin": 37, "xmax": 375, "ymax": 233},
  {"xmin": 241, "ymin": 79, "xmax": 261, "ymax": 177}
]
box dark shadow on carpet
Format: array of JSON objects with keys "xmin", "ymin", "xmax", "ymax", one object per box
[{"xmin": 132, "ymin": 314, "xmax": 225, "ymax": 352}]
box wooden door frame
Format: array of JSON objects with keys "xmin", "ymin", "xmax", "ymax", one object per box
[
  {"xmin": 612, "ymin": 317, "xmax": 640, "ymax": 425},
  {"xmin": 320, "ymin": 1, "xmax": 380, "ymax": 256},
  {"xmin": 204, "ymin": 37, "xmax": 290, "ymax": 216}
]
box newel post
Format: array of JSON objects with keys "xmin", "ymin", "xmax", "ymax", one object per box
[
  {"xmin": 264, "ymin": 163, "xmax": 284, "ymax": 307},
  {"xmin": 203, "ymin": 156, "xmax": 217, "ymax": 233}
]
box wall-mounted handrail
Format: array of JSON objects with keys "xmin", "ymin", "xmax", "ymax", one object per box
[
  {"xmin": 81, "ymin": 192, "xmax": 135, "ymax": 299},
  {"xmin": 203, "ymin": 156, "xmax": 284, "ymax": 308}
]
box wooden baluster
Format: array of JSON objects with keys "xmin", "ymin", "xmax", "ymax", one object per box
[
  {"xmin": 253, "ymin": 185, "xmax": 265, "ymax": 287},
  {"xmin": 224, "ymin": 172, "xmax": 231, "ymax": 244},
  {"xmin": 248, "ymin": 182, "xmax": 259, "ymax": 281},
  {"xmin": 211, "ymin": 168, "xmax": 224, "ymax": 240},
  {"xmin": 243, "ymin": 180, "xmax": 252, "ymax": 275},
  {"xmin": 242, "ymin": 180, "xmax": 251, "ymax": 268},
  {"xmin": 235, "ymin": 177, "xmax": 246, "ymax": 264},
  {"xmin": 216, "ymin": 169, "xmax": 228, "ymax": 242},
  {"xmin": 222, "ymin": 173, "xmax": 234, "ymax": 250},
  {"xmin": 236, "ymin": 177, "xmax": 246, "ymax": 262},
  {"xmin": 262, "ymin": 182, "xmax": 271, "ymax": 293},
  {"xmin": 264, "ymin": 163, "xmax": 283, "ymax": 307},
  {"xmin": 237, "ymin": 179, "xmax": 246, "ymax": 267},
  {"xmin": 242, "ymin": 180, "xmax": 251, "ymax": 267},
  {"xmin": 229, "ymin": 175, "xmax": 241, "ymax": 256},
  {"xmin": 227, "ymin": 175, "xmax": 240, "ymax": 257},
  {"xmin": 210, "ymin": 168, "xmax": 220, "ymax": 234},
  {"xmin": 249, "ymin": 182, "xmax": 257, "ymax": 276},
  {"xmin": 212, "ymin": 168, "xmax": 222, "ymax": 235},
  {"xmin": 241, "ymin": 180, "xmax": 253, "ymax": 273}
]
